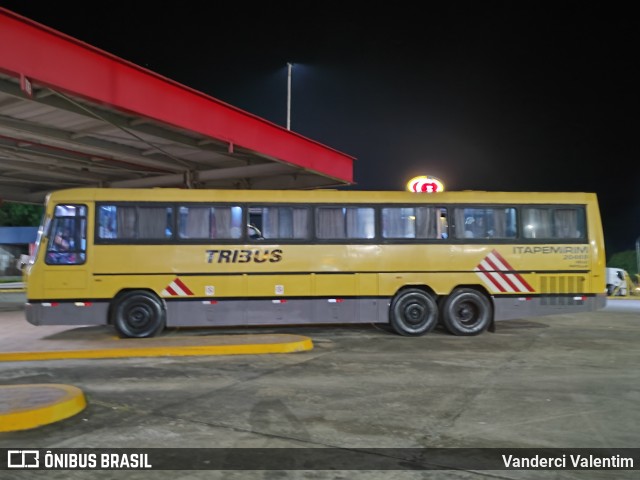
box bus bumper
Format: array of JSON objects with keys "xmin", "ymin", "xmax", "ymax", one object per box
[
  {"xmin": 25, "ymin": 301, "xmax": 109, "ymax": 326},
  {"xmin": 494, "ymin": 293, "xmax": 607, "ymax": 321}
]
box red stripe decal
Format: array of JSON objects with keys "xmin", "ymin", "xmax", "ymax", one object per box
[
  {"xmin": 514, "ymin": 274, "xmax": 534, "ymax": 292},
  {"xmin": 483, "ymin": 256, "xmax": 520, "ymax": 292},
  {"xmin": 477, "ymin": 264, "xmax": 507, "ymax": 292},
  {"xmin": 491, "ymin": 250, "xmax": 535, "ymax": 292},
  {"xmin": 165, "ymin": 285, "xmax": 178, "ymax": 296},
  {"xmin": 490, "ymin": 249, "xmax": 513, "ymax": 269},
  {"xmin": 173, "ymin": 277, "xmax": 194, "ymax": 296}
]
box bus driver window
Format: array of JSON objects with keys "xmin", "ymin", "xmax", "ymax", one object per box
[{"xmin": 45, "ymin": 204, "xmax": 86, "ymax": 265}]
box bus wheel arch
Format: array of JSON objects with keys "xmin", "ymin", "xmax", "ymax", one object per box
[
  {"xmin": 440, "ymin": 286, "xmax": 493, "ymax": 336},
  {"xmin": 109, "ymin": 289, "xmax": 166, "ymax": 338},
  {"xmin": 389, "ymin": 286, "xmax": 439, "ymax": 337}
]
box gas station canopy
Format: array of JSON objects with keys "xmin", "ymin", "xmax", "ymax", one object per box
[{"xmin": 0, "ymin": 8, "xmax": 354, "ymax": 204}]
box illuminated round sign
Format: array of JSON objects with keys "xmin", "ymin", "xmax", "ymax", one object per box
[{"xmin": 406, "ymin": 176, "xmax": 445, "ymax": 193}]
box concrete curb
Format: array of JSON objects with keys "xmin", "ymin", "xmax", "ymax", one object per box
[
  {"xmin": 0, "ymin": 384, "xmax": 87, "ymax": 432},
  {"xmin": 0, "ymin": 334, "xmax": 314, "ymax": 362},
  {"xmin": 0, "ymin": 333, "xmax": 313, "ymax": 432}
]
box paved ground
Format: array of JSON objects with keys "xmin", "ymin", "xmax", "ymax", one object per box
[{"xmin": 0, "ymin": 296, "xmax": 638, "ymax": 479}]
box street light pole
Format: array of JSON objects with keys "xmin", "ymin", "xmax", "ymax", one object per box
[
  {"xmin": 636, "ymin": 236, "xmax": 640, "ymax": 275},
  {"xmin": 286, "ymin": 62, "xmax": 292, "ymax": 130}
]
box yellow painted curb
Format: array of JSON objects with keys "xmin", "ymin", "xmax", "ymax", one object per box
[
  {"xmin": 0, "ymin": 336, "xmax": 314, "ymax": 362},
  {"xmin": 0, "ymin": 384, "xmax": 86, "ymax": 432}
]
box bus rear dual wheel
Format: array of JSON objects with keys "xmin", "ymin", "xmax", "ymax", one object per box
[
  {"xmin": 110, "ymin": 290, "xmax": 166, "ymax": 338},
  {"xmin": 390, "ymin": 288, "xmax": 492, "ymax": 337}
]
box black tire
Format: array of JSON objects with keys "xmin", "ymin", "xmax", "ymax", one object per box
[
  {"xmin": 111, "ymin": 290, "xmax": 166, "ymax": 338},
  {"xmin": 441, "ymin": 288, "xmax": 492, "ymax": 336},
  {"xmin": 606, "ymin": 284, "xmax": 614, "ymax": 296},
  {"xmin": 389, "ymin": 288, "xmax": 438, "ymax": 336}
]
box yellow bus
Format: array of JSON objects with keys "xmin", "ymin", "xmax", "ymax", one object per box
[{"xmin": 24, "ymin": 188, "xmax": 607, "ymax": 338}]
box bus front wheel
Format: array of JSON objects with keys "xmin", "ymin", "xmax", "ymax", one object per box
[
  {"xmin": 111, "ymin": 290, "xmax": 166, "ymax": 338},
  {"xmin": 441, "ymin": 288, "xmax": 492, "ymax": 336},
  {"xmin": 389, "ymin": 288, "xmax": 438, "ymax": 336}
]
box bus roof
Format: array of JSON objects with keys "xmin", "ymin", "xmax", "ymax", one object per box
[{"xmin": 45, "ymin": 188, "xmax": 599, "ymax": 205}]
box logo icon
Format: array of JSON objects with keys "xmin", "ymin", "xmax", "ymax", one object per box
[
  {"xmin": 8, "ymin": 450, "xmax": 40, "ymax": 468},
  {"xmin": 406, "ymin": 175, "xmax": 445, "ymax": 193}
]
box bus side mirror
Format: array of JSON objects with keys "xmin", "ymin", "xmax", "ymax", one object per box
[{"xmin": 16, "ymin": 254, "xmax": 30, "ymax": 271}]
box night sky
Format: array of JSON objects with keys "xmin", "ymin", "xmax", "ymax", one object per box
[{"xmin": 1, "ymin": 2, "xmax": 638, "ymax": 255}]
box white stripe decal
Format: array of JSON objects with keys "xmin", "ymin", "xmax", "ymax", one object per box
[
  {"xmin": 486, "ymin": 251, "xmax": 508, "ymax": 270},
  {"xmin": 170, "ymin": 283, "xmax": 188, "ymax": 296},
  {"xmin": 475, "ymin": 269, "xmax": 498, "ymax": 291},
  {"xmin": 478, "ymin": 260, "xmax": 514, "ymax": 292},
  {"xmin": 162, "ymin": 279, "xmax": 193, "ymax": 297},
  {"xmin": 489, "ymin": 271, "xmax": 515, "ymax": 292},
  {"xmin": 504, "ymin": 273, "xmax": 529, "ymax": 292},
  {"xmin": 475, "ymin": 251, "xmax": 535, "ymax": 294}
]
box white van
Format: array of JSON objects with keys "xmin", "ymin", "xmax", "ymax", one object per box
[{"xmin": 606, "ymin": 267, "xmax": 628, "ymax": 296}]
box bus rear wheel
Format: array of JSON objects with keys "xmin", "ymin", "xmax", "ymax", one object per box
[
  {"xmin": 389, "ymin": 288, "xmax": 438, "ymax": 336},
  {"xmin": 441, "ymin": 288, "xmax": 491, "ymax": 336},
  {"xmin": 111, "ymin": 290, "xmax": 166, "ymax": 338}
]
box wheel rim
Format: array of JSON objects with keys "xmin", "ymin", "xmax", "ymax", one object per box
[
  {"xmin": 403, "ymin": 300, "xmax": 426, "ymax": 326},
  {"xmin": 115, "ymin": 294, "xmax": 164, "ymax": 337},
  {"xmin": 454, "ymin": 300, "xmax": 480, "ymax": 326},
  {"xmin": 125, "ymin": 303, "xmax": 154, "ymax": 332}
]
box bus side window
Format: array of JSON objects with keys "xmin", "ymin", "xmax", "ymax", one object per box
[
  {"xmin": 98, "ymin": 206, "xmax": 112, "ymax": 239},
  {"xmin": 382, "ymin": 207, "xmax": 446, "ymax": 239},
  {"xmin": 251, "ymin": 206, "xmax": 310, "ymax": 240},
  {"xmin": 464, "ymin": 217, "xmax": 475, "ymax": 238},
  {"xmin": 176, "ymin": 206, "xmax": 243, "ymax": 240},
  {"xmin": 247, "ymin": 224, "xmax": 263, "ymax": 240},
  {"xmin": 554, "ymin": 208, "xmax": 584, "ymax": 240},
  {"xmin": 439, "ymin": 209, "xmax": 449, "ymax": 239},
  {"xmin": 457, "ymin": 208, "xmax": 517, "ymax": 239}
]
